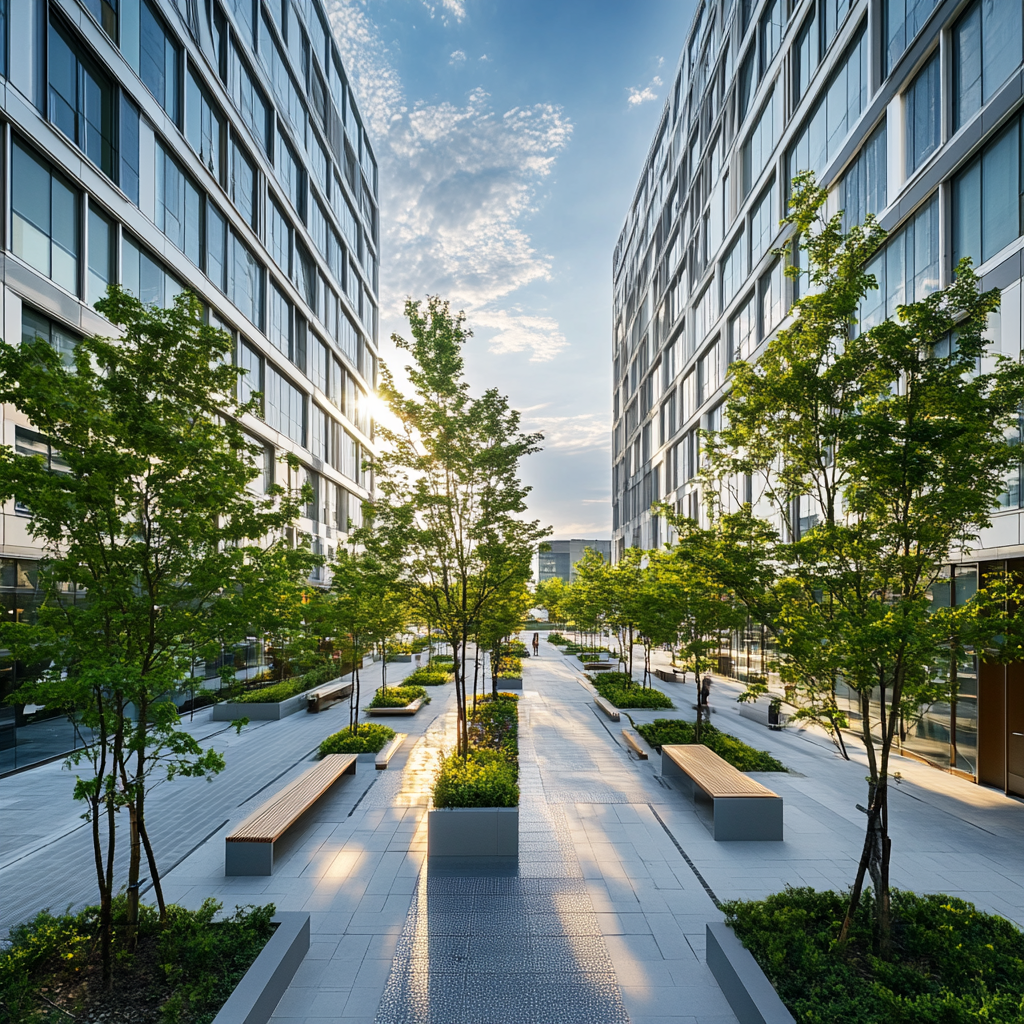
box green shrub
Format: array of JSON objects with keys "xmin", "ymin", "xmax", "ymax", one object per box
[
  {"xmin": 592, "ymin": 670, "xmax": 634, "ymax": 687},
  {"xmin": 724, "ymin": 887, "xmax": 1024, "ymax": 1023},
  {"xmin": 431, "ymin": 654, "xmax": 454, "ymax": 664},
  {"xmin": 405, "ymin": 666, "xmax": 452, "ymax": 686},
  {"xmin": 469, "ymin": 693, "xmax": 519, "ymax": 752},
  {"xmin": 547, "ymin": 632, "xmax": 569, "ymax": 645},
  {"xmin": 0, "ymin": 898, "xmax": 274, "ymax": 1024},
  {"xmin": 231, "ymin": 662, "xmax": 340, "ymax": 704},
  {"xmin": 593, "ymin": 679, "xmax": 674, "ymax": 709},
  {"xmin": 318, "ymin": 723, "xmax": 396, "ymax": 756},
  {"xmin": 367, "ymin": 685, "xmax": 429, "ymax": 709},
  {"xmin": 432, "ymin": 749, "xmax": 519, "ymax": 808},
  {"xmin": 636, "ymin": 718, "xmax": 786, "ymax": 771}
]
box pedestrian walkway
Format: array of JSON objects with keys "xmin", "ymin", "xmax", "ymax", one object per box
[{"xmin": 2, "ymin": 638, "xmax": 1021, "ymax": 1023}]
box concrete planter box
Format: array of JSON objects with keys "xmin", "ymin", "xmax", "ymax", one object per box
[
  {"xmin": 496, "ymin": 676, "xmax": 522, "ymax": 690},
  {"xmin": 366, "ymin": 697, "xmax": 424, "ymax": 716},
  {"xmin": 706, "ymin": 922, "xmax": 795, "ymax": 1024},
  {"xmin": 213, "ymin": 677, "xmax": 349, "ymax": 721},
  {"xmin": 211, "ymin": 912, "xmax": 310, "ymax": 1024},
  {"xmin": 427, "ymin": 806, "xmax": 519, "ymax": 857},
  {"xmin": 386, "ymin": 653, "xmax": 413, "ymax": 663}
]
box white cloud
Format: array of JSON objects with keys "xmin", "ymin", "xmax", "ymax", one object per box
[
  {"xmin": 521, "ymin": 413, "xmax": 611, "ymax": 452},
  {"xmin": 326, "ymin": 0, "xmax": 573, "ymax": 357},
  {"xmin": 420, "ymin": 0, "xmax": 466, "ymax": 21},
  {"xmin": 449, "ymin": 49, "xmax": 467, "ymax": 64},
  {"xmin": 479, "ymin": 53, "xmax": 490, "ymax": 62},
  {"xmin": 627, "ymin": 75, "xmax": 663, "ymax": 106}
]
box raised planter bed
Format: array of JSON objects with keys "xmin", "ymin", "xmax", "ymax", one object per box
[
  {"xmin": 213, "ymin": 677, "xmax": 349, "ymax": 721},
  {"xmin": 386, "ymin": 653, "xmax": 413, "ymax": 663},
  {"xmin": 375, "ymin": 732, "xmax": 407, "ymax": 769},
  {"xmin": 655, "ymin": 668, "xmax": 686, "ymax": 683},
  {"xmin": 366, "ymin": 697, "xmax": 424, "ymax": 716},
  {"xmin": 427, "ymin": 807, "xmax": 519, "ymax": 857},
  {"xmin": 496, "ymin": 676, "xmax": 522, "ymax": 690},
  {"xmin": 738, "ymin": 696, "xmax": 790, "ymax": 730},
  {"xmin": 212, "ymin": 912, "xmax": 311, "ymax": 1024},
  {"xmin": 584, "ymin": 662, "xmax": 613, "ymax": 671},
  {"xmin": 305, "ymin": 682, "xmax": 354, "ymax": 713},
  {"xmin": 705, "ymin": 921, "xmax": 795, "ymax": 1024}
]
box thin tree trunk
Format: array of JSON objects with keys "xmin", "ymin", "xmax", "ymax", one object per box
[{"xmin": 139, "ymin": 815, "xmax": 166, "ymax": 919}]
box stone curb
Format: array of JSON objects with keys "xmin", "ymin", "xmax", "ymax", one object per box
[
  {"xmin": 211, "ymin": 912, "xmax": 310, "ymax": 1024},
  {"xmin": 706, "ymin": 922, "xmax": 795, "ymax": 1024}
]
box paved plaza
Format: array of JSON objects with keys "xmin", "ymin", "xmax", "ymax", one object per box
[{"xmin": 1, "ymin": 639, "xmax": 1022, "ymax": 1023}]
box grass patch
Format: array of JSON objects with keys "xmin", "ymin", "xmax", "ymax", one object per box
[
  {"xmin": 591, "ymin": 675, "xmax": 674, "ymax": 709},
  {"xmin": 636, "ymin": 718, "xmax": 786, "ymax": 771},
  {"xmin": 724, "ymin": 887, "xmax": 1024, "ymax": 1023},
  {"xmin": 0, "ymin": 897, "xmax": 274, "ymax": 1024},
  {"xmin": 366, "ymin": 685, "xmax": 429, "ymax": 709},
  {"xmin": 318, "ymin": 723, "xmax": 396, "ymax": 756}
]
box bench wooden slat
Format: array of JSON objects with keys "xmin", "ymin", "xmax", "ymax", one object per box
[
  {"xmin": 662, "ymin": 744, "xmax": 777, "ymax": 799},
  {"xmin": 621, "ymin": 729, "xmax": 648, "ymax": 759},
  {"xmin": 227, "ymin": 754, "xmax": 357, "ymax": 843}
]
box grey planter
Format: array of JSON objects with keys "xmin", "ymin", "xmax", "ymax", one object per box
[
  {"xmin": 706, "ymin": 922, "xmax": 795, "ymax": 1024},
  {"xmin": 386, "ymin": 653, "xmax": 413, "ymax": 663},
  {"xmin": 366, "ymin": 697, "xmax": 424, "ymax": 716},
  {"xmin": 211, "ymin": 912, "xmax": 310, "ymax": 1024},
  {"xmin": 213, "ymin": 677, "xmax": 349, "ymax": 721},
  {"xmin": 496, "ymin": 677, "xmax": 523, "ymax": 690},
  {"xmin": 428, "ymin": 806, "xmax": 519, "ymax": 857}
]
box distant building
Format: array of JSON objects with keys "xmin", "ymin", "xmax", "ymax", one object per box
[{"xmin": 538, "ymin": 540, "xmax": 612, "ymax": 583}]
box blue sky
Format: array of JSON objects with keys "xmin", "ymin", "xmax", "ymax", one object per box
[{"xmin": 328, "ymin": 0, "xmax": 695, "ymax": 538}]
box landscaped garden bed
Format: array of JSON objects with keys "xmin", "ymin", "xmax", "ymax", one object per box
[
  {"xmin": 0, "ymin": 897, "xmax": 276, "ymax": 1024},
  {"xmin": 723, "ymin": 887, "xmax": 1024, "ymax": 1023},
  {"xmin": 365, "ymin": 684, "xmax": 429, "ymax": 716},
  {"xmin": 319, "ymin": 722, "xmax": 397, "ymax": 755},
  {"xmin": 429, "ymin": 693, "xmax": 520, "ymax": 856},
  {"xmin": 213, "ymin": 664, "xmax": 348, "ymax": 721},
  {"xmin": 636, "ymin": 718, "xmax": 785, "ymax": 771},
  {"xmin": 404, "ymin": 665, "xmax": 453, "ymax": 686},
  {"xmin": 589, "ymin": 672, "xmax": 674, "ymax": 709}
]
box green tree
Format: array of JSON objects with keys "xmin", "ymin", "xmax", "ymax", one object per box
[
  {"xmin": 372, "ymin": 298, "xmax": 546, "ymax": 755},
  {"xmin": 710, "ymin": 176, "xmax": 1024, "ymax": 950},
  {"xmin": 534, "ymin": 575, "xmax": 569, "ymax": 628},
  {"xmin": 0, "ymin": 288, "xmax": 307, "ymax": 979}
]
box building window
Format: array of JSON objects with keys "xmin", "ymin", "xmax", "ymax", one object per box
[
  {"xmin": 122, "ymin": 233, "xmax": 182, "ymax": 307},
  {"xmin": 230, "ymin": 140, "xmax": 257, "ymax": 229},
  {"xmin": 953, "ymin": 0, "xmax": 1023, "ymax": 131},
  {"xmin": 269, "ymin": 282, "xmax": 293, "ymax": 360},
  {"xmin": 156, "ymin": 142, "xmax": 202, "ymax": 267},
  {"xmin": 48, "ymin": 18, "xmax": 115, "ymax": 178},
  {"xmin": 953, "ymin": 119, "xmax": 1022, "ymax": 270},
  {"xmin": 277, "ymin": 133, "xmax": 304, "ymax": 219},
  {"xmin": 231, "ymin": 41, "xmax": 269, "ymax": 154},
  {"xmin": 237, "ymin": 337, "xmax": 263, "ymax": 410},
  {"xmin": 265, "ymin": 365, "xmax": 306, "ymax": 446},
  {"xmin": 268, "ymin": 197, "xmax": 292, "ymax": 277},
  {"xmin": 737, "ymin": 47, "xmax": 755, "ymax": 123},
  {"xmin": 207, "ymin": 200, "xmax": 227, "ymax": 290},
  {"xmin": 186, "ymin": 68, "xmax": 224, "ymax": 182},
  {"xmin": 87, "ymin": 206, "xmax": 115, "ymax": 307},
  {"xmin": 226, "ymin": 0, "xmax": 255, "ymax": 45},
  {"xmin": 23, "ymin": 308, "xmax": 79, "ymax": 369},
  {"xmin": 788, "ymin": 24, "xmax": 867, "ymax": 188},
  {"xmin": 82, "ymin": 0, "xmax": 117, "ymax": 42},
  {"xmin": 730, "ymin": 293, "xmax": 756, "ymax": 363},
  {"xmin": 821, "ymin": 0, "xmax": 852, "ymax": 53},
  {"xmin": 120, "ymin": 95, "xmax": 140, "ymax": 204},
  {"xmin": 793, "ymin": 11, "xmax": 817, "ymax": 102},
  {"xmin": 259, "ymin": 11, "xmax": 305, "ymax": 138},
  {"xmin": 759, "ymin": 260, "xmax": 785, "ymax": 339},
  {"xmin": 749, "ymin": 184, "xmax": 776, "ymax": 267},
  {"xmin": 840, "ymin": 121, "xmax": 886, "ymax": 230},
  {"xmin": 859, "ymin": 195, "xmax": 939, "ymax": 333},
  {"xmin": 140, "ymin": 0, "xmax": 180, "ymax": 123},
  {"xmin": 759, "ymin": 0, "xmax": 785, "ymax": 74},
  {"xmin": 884, "ymin": 0, "xmax": 939, "ymax": 75},
  {"xmin": 230, "ymin": 232, "xmax": 264, "ymax": 329},
  {"xmin": 11, "ymin": 142, "xmax": 79, "ymax": 294},
  {"xmin": 295, "ymin": 240, "xmax": 316, "ymax": 309},
  {"xmin": 721, "ymin": 231, "xmax": 745, "ymax": 307},
  {"xmin": 905, "ymin": 53, "xmax": 940, "ymax": 175}
]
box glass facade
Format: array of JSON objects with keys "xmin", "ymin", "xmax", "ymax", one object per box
[
  {"xmin": 613, "ymin": 0, "xmax": 1024, "ymax": 788},
  {"xmin": 0, "ymin": 0, "xmax": 379, "ymax": 771}
]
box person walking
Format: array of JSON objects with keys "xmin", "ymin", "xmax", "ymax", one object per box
[{"xmin": 532, "ymin": 632, "xmax": 540, "ymax": 655}]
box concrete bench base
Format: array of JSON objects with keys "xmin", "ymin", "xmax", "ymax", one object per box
[
  {"xmin": 662, "ymin": 750, "xmax": 783, "ymax": 841},
  {"xmin": 427, "ymin": 807, "xmax": 519, "ymax": 857}
]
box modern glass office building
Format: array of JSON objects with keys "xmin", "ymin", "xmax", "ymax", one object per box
[
  {"xmin": 0, "ymin": 0, "xmax": 378, "ymax": 771},
  {"xmin": 537, "ymin": 540, "xmax": 613, "ymax": 584},
  {"xmin": 611, "ymin": 0, "xmax": 1024, "ymax": 795}
]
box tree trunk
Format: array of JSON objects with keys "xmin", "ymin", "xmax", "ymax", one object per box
[
  {"xmin": 949, "ymin": 651, "xmax": 959, "ymax": 768},
  {"xmin": 139, "ymin": 814, "xmax": 166, "ymax": 919},
  {"xmin": 473, "ymin": 638, "xmax": 480, "ymax": 712},
  {"xmin": 382, "ymin": 640, "xmax": 387, "ymax": 693},
  {"xmin": 694, "ymin": 670, "xmax": 702, "ymax": 743},
  {"xmin": 628, "ymin": 625, "xmax": 634, "ymax": 676}
]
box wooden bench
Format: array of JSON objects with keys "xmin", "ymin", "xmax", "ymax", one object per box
[
  {"xmin": 367, "ymin": 697, "xmax": 424, "ymax": 716},
  {"xmin": 305, "ymin": 681, "xmax": 353, "ymax": 713},
  {"xmin": 375, "ymin": 733, "xmax": 407, "ymax": 770},
  {"xmin": 661, "ymin": 744, "xmax": 783, "ymax": 841},
  {"xmin": 594, "ymin": 695, "xmax": 620, "ymax": 721},
  {"xmin": 226, "ymin": 754, "xmax": 357, "ymax": 875},
  {"xmin": 621, "ymin": 728, "xmax": 648, "ymax": 759}
]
